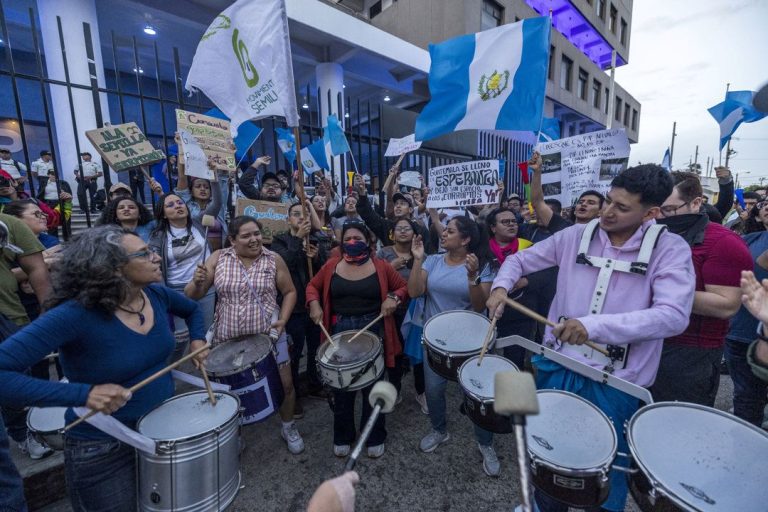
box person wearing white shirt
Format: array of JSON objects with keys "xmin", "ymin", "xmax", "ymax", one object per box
[
  {"xmin": 74, "ymin": 152, "xmax": 102, "ymax": 213},
  {"xmin": 30, "ymin": 150, "xmax": 54, "ymax": 192},
  {"xmin": 0, "ymin": 148, "xmax": 28, "ymax": 186}
]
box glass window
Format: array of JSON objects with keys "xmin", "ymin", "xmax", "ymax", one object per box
[
  {"xmin": 609, "ymin": 4, "xmax": 618, "ymax": 33},
  {"xmin": 632, "ymin": 109, "xmax": 638, "ymax": 131},
  {"xmin": 592, "ymin": 79, "xmax": 601, "ymax": 109},
  {"xmin": 548, "ymin": 46, "xmax": 555, "ymax": 80},
  {"xmin": 597, "ymin": 0, "xmax": 606, "ymax": 20},
  {"xmin": 624, "ymin": 103, "xmax": 631, "ymax": 125},
  {"xmin": 615, "ymin": 97, "xmax": 622, "ymax": 122},
  {"xmin": 577, "ymin": 69, "xmax": 588, "ymax": 100},
  {"xmin": 369, "ymin": 1, "xmax": 382, "ymax": 18},
  {"xmin": 604, "ymin": 88, "xmax": 609, "ymax": 114},
  {"xmin": 560, "ymin": 55, "xmax": 573, "ymax": 91},
  {"xmin": 481, "ymin": 0, "xmax": 503, "ymax": 31},
  {"xmin": 620, "ymin": 18, "xmax": 628, "ymax": 45}
]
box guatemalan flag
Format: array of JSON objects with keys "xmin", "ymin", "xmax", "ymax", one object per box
[
  {"xmin": 415, "ymin": 17, "xmax": 550, "ymax": 142},
  {"xmin": 708, "ymin": 90, "xmax": 767, "ymax": 150}
]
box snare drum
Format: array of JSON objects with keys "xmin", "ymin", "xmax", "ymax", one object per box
[
  {"xmin": 626, "ymin": 402, "xmax": 768, "ymax": 511},
  {"xmin": 26, "ymin": 406, "xmax": 66, "ymax": 450},
  {"xmin": 422, "ymin": 310, "xmax": 495, "ymax": 381},
  {"xmin": 458, "ymin": 355, "xmax": 518, "ymax": 433},
  {"xmin": 205, "ymin": 335, "xmax": 284, "ymax": 424},
  {"xmin": 527, "ymin": 390, "xmax": 617, "ymax": 508},
  {"xmin": 316, "ymin": 330, "xmax": 384, "ymax": 391},
  {"xmin": 137, "ymin": 391, "xmax": 241, "ymax": 512}
]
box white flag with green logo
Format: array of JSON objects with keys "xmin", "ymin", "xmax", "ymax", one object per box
[{"xmin": 185, "ymin": 0, "xmax": 299, "ymax": 137}]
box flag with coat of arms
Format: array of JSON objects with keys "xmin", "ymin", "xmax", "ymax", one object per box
[
  {"xmin": 415, "ymin": 16, "xmax": 551, "ymax": 142},
  {"xmin": 185, "ymin": 0, "xmax": 299, "ymax": 137}
]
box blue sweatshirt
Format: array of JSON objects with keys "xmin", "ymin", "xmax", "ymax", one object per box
[{"xmin": 0, "ymin": 284, "xmax": 204, "ymax": 439}]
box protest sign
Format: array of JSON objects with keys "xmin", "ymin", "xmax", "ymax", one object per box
[
  {"xmin": 176, "ymin": 109, "xmax": 236, "ymax": 178},
  {"xmin": 536, "ymin": 128, "xmax": 630, "ymax": 205},
  {"xmin": 398, "ymin": 171, "xmax": 422, "ymax": 189},
  {"xmin": 426, "ymin": 160, "xmax": 500, "ymax": 208},
  {"xmin": 235, "ymin": 199, "xmax": 289, "ymax": 244},
  {"xmin": 85, "ymin": 123, "xmax": 164, "ymax": 172},
  {"xmin": 385, "ymin": 134, "xmax": 422, "ymax": 157}
]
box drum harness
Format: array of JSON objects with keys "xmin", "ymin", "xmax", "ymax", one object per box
[{"xmin": 564, "ymin": 219, "xmax": 667, "ymax": 374}]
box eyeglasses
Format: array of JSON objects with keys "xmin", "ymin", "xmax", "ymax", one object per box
[
  {"xmin": 659, "ymin": 200, "xmax": 691, "ymax": 217},
  {"xmin": 28, "ymin": 211, "xmax": 47, "ymax": 219},
  {"xmin": 394, "ymin": 226, "xmax": 413, "ymax": 233},
  {"xmin": 126, "ymin": 248, "xmax": 156, "ymax": 260},
  {"xmin": 496, "ymin": 218, "xmax": 517, "ymax": 226},
  {"xmin": 755, "ymin": 201, "xmax": 768, "ymax": 210}
]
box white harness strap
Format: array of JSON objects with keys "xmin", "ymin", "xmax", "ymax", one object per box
[{"xmin": 566, "ymin": 220, "xmax": 667, "ymax": 370}]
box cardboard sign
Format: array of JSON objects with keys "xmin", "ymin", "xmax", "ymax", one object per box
[
  {"xmin": 385, "ymin": 134, "xmax": 422, "ymax": 157},
  {"xmin": 85, "ymin": 123, "xmax": 164, "ymax": 172},
  {"xmin": 426, "ymin": 160, "xmax": 500, "ymax": 208},
  {"xmin": 536, "ymin": 128, "xmax": 630, "ymax": 205},
  {"xmin": 235, "ymin": 199, "xmax": 289, "ymax": 244},
  {"xmin": 176, "ymin": 109, "xmax": 236, "ymax": 177}
]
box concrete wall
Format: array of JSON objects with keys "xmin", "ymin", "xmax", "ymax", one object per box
[{"xmin": 571, "ymin": 0, "xmax": 633, "ymax": 61}]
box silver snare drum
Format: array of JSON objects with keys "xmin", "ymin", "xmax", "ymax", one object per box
[
  {"xmin": 626, "ymin": 401, "xmax": 768, "ymax": 511},
  {"xmin": 316, "ymin": 330, "xmax": 384, "ymax": 391},
  {"xmin": 458, "ymin": 355, "xmax": 519, "ymax": 433},
  {"xmin": 137, "ymin": 391, "xmax": 241, "ymax": 512},
  {"xmin": 422, "ymin": 310, "xmax": 495, "ymax": 381},
  {"xmin": 527, "ymin": 390, "xmax": 617, "ymax": 508},
  {"xmin": 26, "ymin": 406, "xmax": 67, "ymax": 450}
]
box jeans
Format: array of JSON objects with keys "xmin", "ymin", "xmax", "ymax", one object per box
[
  {"xmin": 64, "ymin": 437, "xmax": 136, "ymax": 512},
  {"xmin": 422, "ymin": 347, "xmax": 493, "ymax": 446},
  {"xmin": 650, "ymin": 343, "xmax": 723, "ymax": 407},
  {"xmin": 130, "ymin": 179, "xmax": 145, "ymax": 204},
  {"xmin": 725, "ymin": 338, "xmax": 768, "ymax": 427},
  {"xmin": 331, "ymin": 312, "xmax": 386, "ymax": 447},
  {"xmin": 0, "ymin": 413, "xmax": 26, "ymax": 512},
  {"xmin": 285, "ymin": 311, "xmax": 321, "ymax": 390},
  {"xmin": 77, "ymin": 179, "xmax": 98, "ymax": 211},
  {"xmin": 0, "ymin": 407, "xmax": 27, "ymax": 444}
]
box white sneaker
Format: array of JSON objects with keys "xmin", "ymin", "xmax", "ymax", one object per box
[
  {"xmin": 367, "ymin": 443, "xmax": 385, "ymax": 458},
  {"xmin": 18, "ymin": 435, "xmax": 53, "ymax": 460},
  {"xmin": 333, "ymin": 444, "xmax": 350, "ymax": 457},
  {"xmin": 415, "ymin": 393, "xmax": 429, "ymax": 415},
  {"xmin": 478, "ymin": 443, "xmax": 500, "ymax": 477},
  {"xmin": 281, "ymin": 424, "xmax": 305, "ymax": 455},
  {"xmin": 419, "ymin": 430, "xmax": 450, "ymax": 453}
]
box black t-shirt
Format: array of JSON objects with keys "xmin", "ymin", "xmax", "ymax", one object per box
[{"xmin": 330, "ymin": 271, "xmax": 381, "ymax": 316}]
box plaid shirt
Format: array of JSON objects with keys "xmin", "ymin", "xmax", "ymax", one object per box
[{"xmin": 213, "ymin": 247, "xmax": 278, "ymax": 343}]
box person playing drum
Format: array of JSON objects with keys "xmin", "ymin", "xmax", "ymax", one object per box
[
  {"xmin": 408, "ymin": 216, "xmax": 501, "ymax": 477},
  {"xmin": 306, "ymin": 219, "xmax": 407, "ymax": 459},
  {"xmin": 0, "ymin": 226, "xmax": 207, "ymax": 511},
  {"xmin": 185, "ymin": 215, "xmax": 305, "ymax": 454},
  {"xmin": 487, "ymin": 165, "xmax": 696, "ymax": 512}
]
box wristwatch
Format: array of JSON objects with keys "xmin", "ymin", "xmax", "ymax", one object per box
[
  {"xmin": 386, "ymin": 293, "xmax": 401, "ymax": 304},
  {"xmin": 468, "ymin": 274, "xmax": 481, "ymax": 286}
]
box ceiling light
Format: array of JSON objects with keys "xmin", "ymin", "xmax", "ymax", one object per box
[
  {"xmin": 342, "ymin": 84, "xmax": 346, "ymax": 89},
  {"xmin": 344, "ymin": 112, "xmax": 350, "ymax": 118},
  {"xmin": 302, "ymin": 101, "xmax": 309, "ymax": 110},
  {"xmin": 133, "ymin": 67, "xmax": 144, "ymax": 74},
  {"xmin": 143, "ymin": 24, "xmax": 157, "ymax": 36},
  {"xmin": 383, "ymin": 94, "xmax": 391, "ymax": 102}
]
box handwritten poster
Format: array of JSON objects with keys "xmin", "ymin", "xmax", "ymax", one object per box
[
  {"xmin": 85, "ymin": 123, "xmax": 164, "ymax": 172},
  {"xmin": 536, "ymin": 128, "xmax": 630, "ymax": 205},
  {"xmin": 235, "ymin": 199, "xmax": 289, "ymax": 244},
  {"xmin": 384, "ymin": 134, "xmax": 422, "ymax": 157},
  {"xmin": 176, "ymin": 109, "xmax": 235, "ymax": 177},
  {"xmin": 426, "ymin": 160, "xmax": 500, "ymax": 208}
]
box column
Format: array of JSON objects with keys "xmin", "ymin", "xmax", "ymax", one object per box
[{"xmin": 315, "ymin": 62, "xmax": 345, "ymax": 196}]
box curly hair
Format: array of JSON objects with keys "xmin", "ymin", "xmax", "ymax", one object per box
[
  {"xmin": 98, "ymin": 197, "xmax": 153, "ymax": 227},
  {"xmin": 46, "ymin": 225, "xmax": 136, "ymax": 313}
]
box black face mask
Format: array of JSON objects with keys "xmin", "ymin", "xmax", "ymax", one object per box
[{"xmin": 656, "ymin": 212, "xmax": 708, "ymax": 245}]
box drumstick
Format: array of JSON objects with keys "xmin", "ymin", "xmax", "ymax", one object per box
[
  {"xmin": 64, "ymin": 343, "xmax": 211, "ymax": 431},
  {"xmin": 317, "ymin": 321, "xmax": 338, "ymax": 348},
  {"xmin": 476, "ymin": 316, "xmax": 498, "ymax": 366},
  {"xmin": 345, "ymin": 313, "xmax": 384, "ymax": 344},
  {"xmin": 501, "ymin": 296, "xmax": 610, "ymax": 357},
  {"xmin": 199, "ymin": 364, "xmax": 217, "ymax": 406}
]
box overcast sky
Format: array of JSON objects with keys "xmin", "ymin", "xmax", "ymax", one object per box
[{"xmin": 615, "ymin": 0, "xmax": 768, "ymax": 185}]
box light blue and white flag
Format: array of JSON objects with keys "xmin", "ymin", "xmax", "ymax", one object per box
[
  {"xmin": 708, "ymin": 90, "xmax": 767, "ymax": 150},
  {"xmin": 275, "ymin": 127, "xmax": 296, "ymax": 165},
  {"xmin": 537, "ymin": 117, "xmax": 561, "ymax": 143},
  {"xmin": 661, "ymin": 148, "xmax": 671, "ymax": 171},
  {"xmin": 415, "ymin": 16, "xmax": 550, "ymax": 142},
  {"xmin": 323, "ymin": 114, "xmax": 351, "ymax": 156},
  {"xmin": 299, "ymin": 138, "xmax": 330, "ymax": 176},
  {"xmin": 206, "ymin": 107, "xmax": 263, "ymax": 162}
]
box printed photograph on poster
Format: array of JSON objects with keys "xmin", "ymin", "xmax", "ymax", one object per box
[
  {"xmin": 542, "ymin": 182, "xmax": 562, "ymax": 196},
  {"xmin": 426, "ymin": 159, "xmax": 500, "ymax": 209},
  {"xmin": 541, "ymin": 152, "xmax": 562, "ymax": 174},
  {"xmin": 599, "ymin": 158, "xmax": 629, "ymax": 181}
]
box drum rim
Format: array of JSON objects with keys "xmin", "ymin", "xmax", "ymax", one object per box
[
  {"xmin": 458, "ymin": 355, "xmax": 519, "ymax": 402},
  {"xmin": 626, "ymin": 400, "xmax": 768, "ymax": 510},
  {"xmin": 27, "ymin": 406, "xmax": 67, "ymax": 435},
  {"xmin": 204, "ymin": 336, "xmax": 273, "ymax": 377},
  {"xmin": 527, "ymin": 389, "xmax": 618, "ymax": 471},
  {"xmin": 316, "ymin": 330, "xmax": 382, "ymax": 369},
  {"xmin": 422, "ymin": 310, "xmax": 496, "ymax": 354},
  {"xmin": 137, "ymin": 390, "xmax": 241, "ymax": 442}
]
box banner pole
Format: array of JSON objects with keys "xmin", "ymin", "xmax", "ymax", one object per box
[{"xmin": 293, "ymin": 126, "xmax": 314, "ymax": 279}]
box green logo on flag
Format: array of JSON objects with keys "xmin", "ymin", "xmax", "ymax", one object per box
[
  {"xmin": 201, "ymin": 15, "xmax": 230, "ymax": 41},
  {"xmin": 478, "ymin": 70, "xmax": 510, "ymax": 101},
  {"xmin": 232, "ymin": 28, "xmax": 259, "ymax": 88}
]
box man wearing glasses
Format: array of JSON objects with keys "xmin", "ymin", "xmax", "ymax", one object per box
[{"xmin": 651, "ymin": 171, "xmax": 752, "ymax": 406}]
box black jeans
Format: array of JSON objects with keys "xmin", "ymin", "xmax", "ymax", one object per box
[
  {"xmin": 0, "ymin": 413, "xmax": 26, "ymax": 512},
  {"xmin": 650, "ymin": 342, "xmax": 723, "ymax": 407},
  {"xmin": 285, "ymin": 311, "xmax": 321, "ymax": 390},
  {"xmin": 130, "ymin": 179, "xmax": 145, "ymax": 203},
  {"xmin": 77, "ymin": 179, "xmax": 97, "ymax": 211},
  {"xmin": 725, "ymin": 338, "xmax": 768, "ymax": 427}
]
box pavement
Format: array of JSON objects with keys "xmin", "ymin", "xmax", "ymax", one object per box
[{"xmin": 31, "ymin": 360, "xmax": 737, "ymax": 512}]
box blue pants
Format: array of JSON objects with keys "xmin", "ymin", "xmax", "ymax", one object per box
[
  {"xmin": 64, "ymin": 437, "xmax": 136, "ymax": 512},
  {"xmin": 0, "ymin": 413, "xmax": 26, "ymax": 512},
  {"xmin": 532, "ymin": 358, "xmax": 640, "ymax": 512},
  {"xmin": 725, "ymin": 338, "xmax": 768, "ymax": 427}
]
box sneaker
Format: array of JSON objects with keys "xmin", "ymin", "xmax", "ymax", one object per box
[
  {"xmin": 18, "ymin": 435, "xmax": 53, "ymax": 460},
  {"xmin": 281, "ymin": 424, "xmax": 305, "ymax": 455},
  {"xmin": 367, "ymin": 443, "xmax": 385, "ymax": 458},
  {"xmin": 415, "ymin": 393, "xmax": 429, "ymax": 415},
  {"xmin": 333, "ymin": 444, "xmax": 350, "ymax": 457},
  {"xmin": 293, "ymin": 400, "xmax": 305, "ymax": 420},
  {"xmin": 478, "ymin": 443, "xmax": 500, "ymax": 477},
  {"xmin": 419, "ymin": 430, "xmax": 450, "ymax": 453}
]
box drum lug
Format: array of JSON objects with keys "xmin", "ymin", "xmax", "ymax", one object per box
[
  {"xmin": 336, "ymin": 368, "xmax": 343, "ymax": 388},
  {"xmin": 446, "ymin": 356, "xmax": 451, "ymax": 369},
  {"xmin": 479, "ymin": 403, "xmax": 486, "ymax": 416},
  {"xmin": 157, "ymin": 440, "xmax": 175, "ymax": 454},
  {"xmin": 529, "ymin": 458, "xmax": 539, "ymax": 476}
]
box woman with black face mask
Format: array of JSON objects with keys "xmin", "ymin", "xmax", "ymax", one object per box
[{"xmin": 306, "ymin": 220, "xmax": 408, "ymax": 460}]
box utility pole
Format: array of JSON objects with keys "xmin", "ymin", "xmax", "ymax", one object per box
[
  {"xmin": 606, "ymin": 50, "xmax": 617, "ymax": 130},
  {"xmin": 705, "ymin": 156, "xmax": 710, "ymax": 177},
  {"xmin": 694, "ymin": 145, "xmax": 699, "ymax": 167},
  {"xmin": 669, "ymin": 121, "xmax": 677, "ymax": 169}
]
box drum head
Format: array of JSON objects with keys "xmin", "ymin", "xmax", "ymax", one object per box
[
  {"xmin": 527, "ymin": 390, "xmax": 617, "ymax": 470},
  {"xmin": 205, "ymin": 335, "xmax": 272, "ymax": 374},
  {"xmin": 318, "ymin": 331, "xmax": 380, "ymax": 365},
  {"xmin": 27, "ymin": 407, "xmax": 66, "ymax": 432},
  {"xmin": 423, "ymin": 310, "xmax": 492, "ymax": 353},
  {"xmin": 138, "ymin": 391, "xmax": 239, "ymax": 440},
  {"xmin": 459, "ymin": 355, "xmax": 518, "ymax": 399},
  {"xmin": 628, "ymin": 402, "xmax": 768, "ymax": 510}
]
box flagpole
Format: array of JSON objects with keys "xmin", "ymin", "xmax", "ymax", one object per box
[
  {"xmin": 535, "ymin": 11, "xmax": 553, "ymax": 144},
  {"xmin": 292, "ymin": 125, "xmax": 314, "ymax": 279},
  {"xmin": 669, "ymin": 121, "xmax": 677, "ymax": 169},
  {"xmin": 719, "ymin": 83, "xmax": 731, "ymax": 166}
]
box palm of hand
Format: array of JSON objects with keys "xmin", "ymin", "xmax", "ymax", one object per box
[{"xmin": 742, "ymin": 273, "xmax": 768, "ymax": 324}]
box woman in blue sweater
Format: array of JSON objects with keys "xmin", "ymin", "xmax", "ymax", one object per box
[{"xmin": 0, "ymin": 225, "xmax": 206, "ymax": 511}]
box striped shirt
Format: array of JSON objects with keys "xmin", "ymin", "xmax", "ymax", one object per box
[{"xmin": 213, "ymin": 247, "xmax": 278, "ymax": 343}]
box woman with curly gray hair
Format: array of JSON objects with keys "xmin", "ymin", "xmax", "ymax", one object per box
[{"xmin": 0, "ymin": 225, "xmax": 207, "ymax": 511}]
